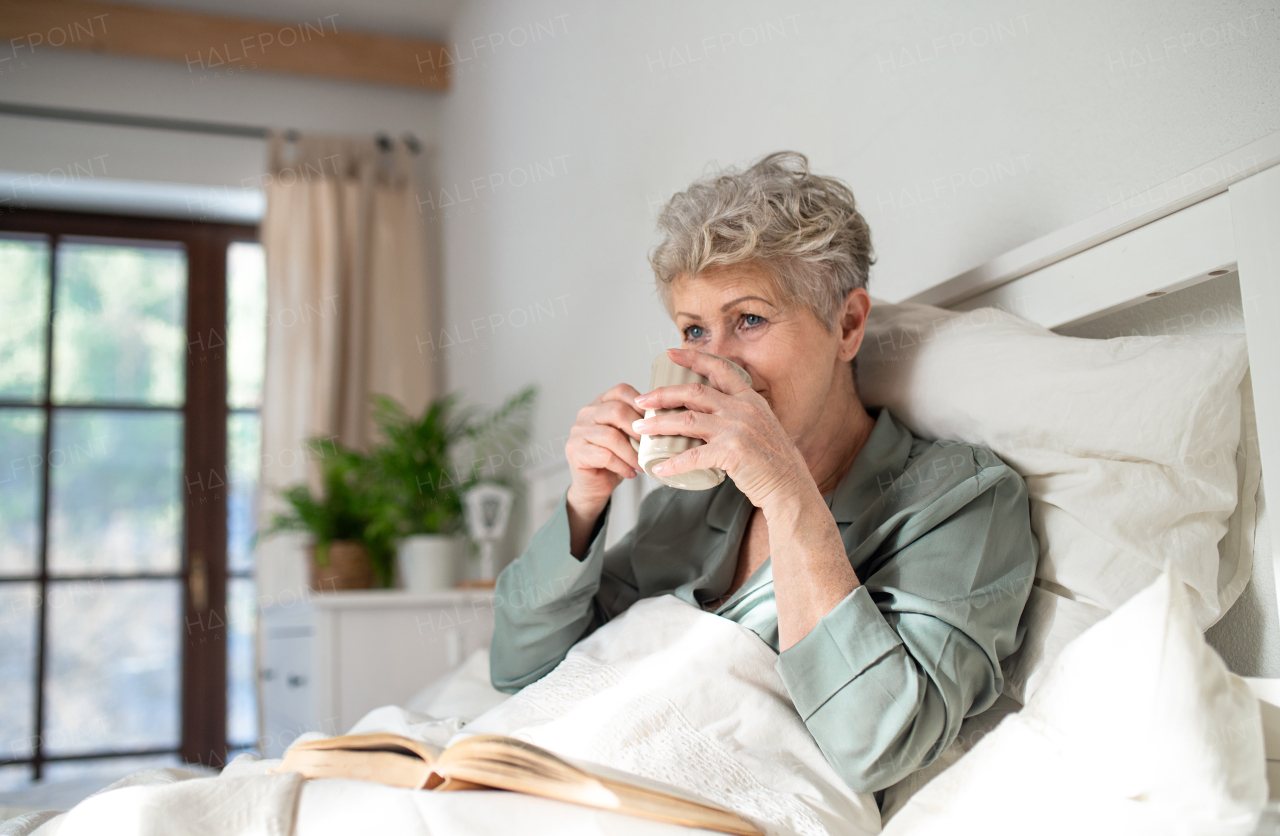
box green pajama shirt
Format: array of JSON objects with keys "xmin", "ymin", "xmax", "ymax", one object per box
[{"xmin": 490, "ymin": 407, "xmax": 1038, "ymax": 794}]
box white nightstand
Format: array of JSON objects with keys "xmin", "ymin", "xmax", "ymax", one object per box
[{"xmin": 259, "ymin": 589, "xmax": 496, "ymax": 757}]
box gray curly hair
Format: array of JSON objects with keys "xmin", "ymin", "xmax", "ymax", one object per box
[{"xmin": 649, "ymin": 151, "xmax": 874, "ymax": 329}]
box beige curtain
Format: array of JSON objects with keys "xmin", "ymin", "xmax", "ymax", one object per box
[{"xmin": 257, "ymin": 133, "xmax": 436, "ymax": 597}]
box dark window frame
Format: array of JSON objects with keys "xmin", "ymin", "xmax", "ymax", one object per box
[{"xmin": 0, "ymin": 208, "xmax": 258, "ymax": 777}]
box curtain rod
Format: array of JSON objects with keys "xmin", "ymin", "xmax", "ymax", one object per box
[{"xmin": 0, "ymin": 101, "xmax": 421, "ymax": 153}]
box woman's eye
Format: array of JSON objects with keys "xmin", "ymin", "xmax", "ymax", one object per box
[
  {"xmin": 683, "ymin": 324, "xmax": 705, "ymax": 341},
  {"xmin": 741, "ymin": 313, "xmax": 765, "ymax": 328}
]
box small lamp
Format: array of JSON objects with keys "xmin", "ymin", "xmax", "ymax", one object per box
[{"xmin": 461, "ymin": 482, "xmax": 514, "ymax": 586}]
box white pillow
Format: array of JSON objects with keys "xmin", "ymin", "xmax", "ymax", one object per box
[
  {"xmin": 858, "ymin": 301, "xmax": 1250, "ymax": 702},
  {"xmin": 403, "ymin": 648, "xmax": 511, "ymax": 721},
  {"xmin": 881, "ymin": 566, "xmax": 1268, "ymax": 836}
]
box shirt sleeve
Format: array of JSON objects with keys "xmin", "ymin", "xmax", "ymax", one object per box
[
  {"xmin": 489, "ymin": 489, "xmax": 643, "ymax": 693},
  {"xmin": 774, "ymin": 458, "xmax": 1037, "ymax": 793}
]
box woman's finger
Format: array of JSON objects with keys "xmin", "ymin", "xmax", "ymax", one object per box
[
  {"xmin": 634, "ymin": 380, "xmax": 730, "ymax": 414},
  {"xmin": 601, "ymin": 382, "xmax": 644, "ymax": 409},
  {"xmin": 595, "ymin": 399, "xmax": 645, "ymax": 439},
  {"xmin": 665, "ymin": 348, "xmax": 753, "ymax": 396},
  {"xmin": 583, "ymin": 422, "xmax": 641, "ymax": 469},
  {"xmin": 632, "ymin": 408, "xmax": 720, "ymax": 442},
  {"xmin": 572, "ymin": 436, "xmax": 637, "ymax": 478},
  {"xmin": 650, "ymin": 440, "xmax": 717, "ymax": 478}
]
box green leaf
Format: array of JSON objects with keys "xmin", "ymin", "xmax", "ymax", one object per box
[{"xmin": 268, "ymin": 386, "xmax": 537, "ymax": 589}]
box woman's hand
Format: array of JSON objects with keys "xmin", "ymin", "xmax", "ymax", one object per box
[
  {"xmin": 635, "ymin": 348, "xmax": 861, "ymax": 649},
  {"xmin": 632, "ymin": 349, "xmax": 813, "ymax": 515},
  {"xmin": 564, "ymin": 383, "xmax": 644, "ymax": 555}
]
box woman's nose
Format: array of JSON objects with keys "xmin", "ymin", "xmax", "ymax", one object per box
[
  {"xmin": 702, "ymin": 335, "xmax": 745, "ymax": 372},
  {"xmin": 704, "ymin": 328, "xmax": 737, "ymax": 354},
  {"xmin": 703, "ymin": 333, "xmax": 728, "ymax": 357}
]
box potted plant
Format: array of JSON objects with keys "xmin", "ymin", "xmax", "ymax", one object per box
[
  {"xmin": 369, "ymin": 386, "xmax": 536, "ymax": 591},
  {"xmin": 264, "ymin": 439, "xmax": 394, "ymax": 591}
]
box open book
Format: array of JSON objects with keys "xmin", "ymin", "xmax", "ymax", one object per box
[{"xmin": 275, "ymin": 732, "xmax": 762, "ymax": 835}]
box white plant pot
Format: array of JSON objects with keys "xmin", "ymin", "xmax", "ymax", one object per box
[{"xmin": 396, "ymin": 534, "xmax": 462, "ymax": 592}]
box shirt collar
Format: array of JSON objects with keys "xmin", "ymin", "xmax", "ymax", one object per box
[
  {"xmin": 705, "ymin": 407, "xmax": 913, "ymax": 530},
  {"xmin": 824, "ymin": 407, "xmax": 914, "ymax": 523}
]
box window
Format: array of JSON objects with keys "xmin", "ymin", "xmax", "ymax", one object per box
[
  {"xmin": 0, "ymin": 210, "xmax": 265, "ymax": 784},
  {"xmin": 225, "ymin": 241, "xmax": 266, "ymax": 756}
]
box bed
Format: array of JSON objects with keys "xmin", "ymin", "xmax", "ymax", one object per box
[{"xmin": 6, "ymin": 131, "xmax": 1280, "ymax": 836}]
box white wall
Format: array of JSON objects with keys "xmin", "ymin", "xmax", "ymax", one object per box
[{"xmin": 437, "ymin": 0, "xmax": 1280, "ymax": 553}]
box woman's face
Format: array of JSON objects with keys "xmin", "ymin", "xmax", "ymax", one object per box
[{"xmin": 668, "ymin": 262, "xmax": 868, "ymax": 445}]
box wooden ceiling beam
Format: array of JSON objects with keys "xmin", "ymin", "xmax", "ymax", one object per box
[{"xmin": 0, "ymin": 0, "xmax": 449, "ymax": 91}]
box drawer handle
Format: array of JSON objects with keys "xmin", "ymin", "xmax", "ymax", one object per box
[
  {"xmin": 287, "ymin": 675, "xmax": 307, "ymax": 688},
  {"xmin": 261, "ymin": 668, "xmax": 275, "ymax": 682}
]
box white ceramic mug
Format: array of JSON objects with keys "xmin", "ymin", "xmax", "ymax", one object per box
[{"xmin": 630, "ymin": 352, "xmax": 752, "ymax": 490}]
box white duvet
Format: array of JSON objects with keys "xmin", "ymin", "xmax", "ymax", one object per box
[{"xmin": 9, "ymin": 571, "xmax": 1268, "ymax": 836}]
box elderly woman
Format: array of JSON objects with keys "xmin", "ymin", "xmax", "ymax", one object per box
[{"xmin": 490, "ymin": 152, "xmax": 1037, "ymax": 796}]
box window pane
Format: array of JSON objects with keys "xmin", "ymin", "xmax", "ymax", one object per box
[
  {"xmin": 48, "ymin": 410, "xmax": 182, "ymax": 575},
  {"xmin": 227, "ymin": 242, "xmax": 266, "ymax": 410},
  {"xmin": 0, "ymin": 584, "xmax": 39, "ymax": 762},
  {"xmin": 52, "ymin": 239, "xmax": 186, "ymax": 406},
  {"xmin": 0, "ymin": 764, "xmax": 34, "ymax": 792},
  {"xmin": 0, "ymin": 409, "xmax": 43, "ymax": 576},
  {"xmin": 227, "ymin": 577, "xmax": 258, "ymax": 747},
  {"xmin": 0, "ymin": 234, "xmax": 50, "ymax": 401},
  {"xmin": 44, "ymin": 579, "xmax": 181, "ymax": 755},
  {"xmin": 227, "ymin": 412, "xmax": 260, "ymax": 574}
]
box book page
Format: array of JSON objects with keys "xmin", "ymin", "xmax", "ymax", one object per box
[
  {"xmin": 288, "ymin": 733, "xmax": 444, "ymax": 765},
  {"xmin": 434, "ymin": 736, "xmax": 762, "ymax": 835},
  {"xmin": 275, "ymin": 747, "xmax": 434, "ymax": 789}
]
